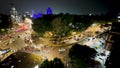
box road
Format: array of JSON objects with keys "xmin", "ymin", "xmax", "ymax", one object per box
[{"xmin": 0, "ymin": 21, "xmax": 111, "ymax": 68}]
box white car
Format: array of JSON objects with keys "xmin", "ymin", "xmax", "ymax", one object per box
[
  {"xmin": 58, "ymin": 48, "xmax": 66, "ymax": 52},
  {"xmin": 0, "ymin": 48, "xmax": 10, "ymax": 55}
]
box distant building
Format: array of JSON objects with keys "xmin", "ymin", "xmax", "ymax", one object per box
[
  {"xmin": 10, "ymin": 7, "xmax": 18, "ymax": 17},
  {"xmin": 37, "ymin": 12, "xmax": 43, "ymax": 18},
  {"xmin": 24, "ymin": 12, "xmax": 32, "ymax": 18},
  {"xmin": 46, "ymin": 7, "xmax": 53, "ymax": 15},
  {"xmin": 10, "ymin": 7, "xmax": 22, "ymax": 24},
  {"xmin": 105, "ymin": 22, "xmax": 120, "ymax": 68},
  {"xmin": 32, "ymin": 12, "xmax": 43, "ymax": 19},
  {"xmin": 32, "ymin": 13, "xmax": 37, "ymax": 19}
]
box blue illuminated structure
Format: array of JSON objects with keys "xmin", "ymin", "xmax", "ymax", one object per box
[
  {"xmin": 32, "ymin": 13, "xmax": 43, "ymax": 19},
  {"xmin": 37, "ymin": 12, "xmax": 43, "ymax": 18},
  {"xmin": 33, "ymin": 13, "xmax": 37, "ymax": 19},
  {"xmin": 32, "ymin": 7, "xmax": 53, "ymax": 19},
  {"xmin": 46, "ymin": 7, "xmax": 53, "ymax": 15}
]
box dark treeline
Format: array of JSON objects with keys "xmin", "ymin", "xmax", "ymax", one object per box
[
  {"xmin": 39, "ymin": 58, "xmax": 64, "ymax": 68},
  {"xmin": 69, "ymin": 44, "xmax": 97, "ymax": 68},
  {"xmin": 0, "ymin": 13, "xmax": 117, "ymax": 36},
  {"xmin": 33, "ymin": 13, "xmax": 116, "ymax": 37},
  {"xmin": 0, "ymin": 14, "xmax": 12, "ymax": 28},
  {"xmin": 0, "ymin": 14, "xmax": 12, "ymax": 34}
]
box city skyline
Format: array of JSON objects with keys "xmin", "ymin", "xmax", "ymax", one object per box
[{"xmin": 0, "ymin": 0, "xmax": 119, "ymax": 15}]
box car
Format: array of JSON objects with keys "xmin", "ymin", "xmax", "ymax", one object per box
[
  {"xmin": 0, "ymin": 48, "xmax": 10, "ymax": 55},
  {"xmin": 58, "ymin": 48, "xmax": 66, "ymax": 52}
]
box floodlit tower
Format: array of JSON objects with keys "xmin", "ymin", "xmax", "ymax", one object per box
[
  {"xmin": 33, "ymin": 13, "xmax": 37, "ymax": 19},
  {"xmin": 46, "ymin": 7, "xmax": 53, "ymax": 15},
  {"xmin": 37, "ymin": 12, "xmax": 43, "ymax": 18}
]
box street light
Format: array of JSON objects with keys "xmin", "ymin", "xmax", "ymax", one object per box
[{"xmin": 34, "ymin": 64, "xmax": 39, "ymax": 68}]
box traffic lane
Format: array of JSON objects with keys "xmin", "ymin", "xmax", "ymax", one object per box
[{"xmin": 34, "ymin": 45, "xmax": 71, "ymax": 62}]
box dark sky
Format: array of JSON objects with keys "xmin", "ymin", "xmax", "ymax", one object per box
[{"xmin": 0, "ymin": 0, "xmax": 119, "ymax": 15}]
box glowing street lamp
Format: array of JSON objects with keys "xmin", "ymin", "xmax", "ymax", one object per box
[{"xmin": 34, "ymin": 65, "xmax": 39, "ymax": 68}]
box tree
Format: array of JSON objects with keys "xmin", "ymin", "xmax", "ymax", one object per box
[
  {"xmin": 33, "ymin": 16, "xmax": 53, "ymax": 36},
  {"xmin": 0, "ymin": 14, "xmax": 12, "ymax": 34},
  {"xmin": 39, "ymin": 58, "xmax": 64, "ymax": 68},
  {"xmin": 51, "ymin": 17, "xmax": 65, "ymax": 35},
  {"xmin": 69, "ymin": 44, "xmax": 97, "ymax": 68},
  {"xmin": 39, "ymin": 60, "xmax": 50, "ymax": 68}
]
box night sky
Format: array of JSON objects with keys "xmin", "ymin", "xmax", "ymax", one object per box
[{"xmin": 0, "ymin": 0, "xmax": 119, "ymax": 15}]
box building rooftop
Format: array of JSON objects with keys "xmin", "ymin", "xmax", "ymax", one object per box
[{"xmin": 110, "ymin": 22, "xmax": 120, "ymax": 33}]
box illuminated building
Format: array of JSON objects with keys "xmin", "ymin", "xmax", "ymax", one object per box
[
  {"xmin": 10, "ymin": 7, "xmax": 22, "ymax": 24},
  {"xmin": 32, "ymin": 13, "xmax": 37, "ymax": 19},
  {"xmin": 105, "ymin": 22, "xmax": 120, "ymax": 50},
  {"xmin": 37, "ymin": 12, "xmax": 43, "ymax": 18},
  {"xmin": 46, "ymin": 7, "xmax": 53, "ymax": 15}
]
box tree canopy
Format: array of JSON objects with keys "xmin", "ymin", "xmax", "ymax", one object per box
[
  {"xmin": 39, "ymin": 58, "xmax": 64, "ymax": 68},
  {"xmin": 69, "ymin": 44, "xmax": 97, "ymax": 68},
  {"xmin": 32, "ymin": 14, "xmax": 93, "ymax": 37}
]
